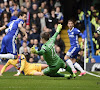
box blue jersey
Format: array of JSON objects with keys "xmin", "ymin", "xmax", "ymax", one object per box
[
  {"xmin": 0, "ymin": 18, "xmax": 24, "ymax": 55},
  {"xmin": 68, "ymin": 27, "xmax": 84, "ymax": 47},
  {"xmin": 6, "ymin": 18, "xmax": 24, "ymax": 37}
]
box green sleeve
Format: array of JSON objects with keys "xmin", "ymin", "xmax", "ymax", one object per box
[
  {"xmin": 36, "ymin": 48, "xmax": 46, "ymax": 55},
  {"xmin": 49, "ymin": 32, "xmax": 59, "ymax": 43}
]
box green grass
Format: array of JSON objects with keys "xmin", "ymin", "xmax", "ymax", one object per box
[{"xmin": 0, "ymin": 72, "xmax": 100, "ymax": 90}]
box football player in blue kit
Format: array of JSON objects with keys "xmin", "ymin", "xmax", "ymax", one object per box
[
  {"xmin": 64, "ymin": 19, "xmax": 86, "ymax": 76},
  {"xmin": 0, "ymin": 12, "xmax": 27, "ymax": 60}
]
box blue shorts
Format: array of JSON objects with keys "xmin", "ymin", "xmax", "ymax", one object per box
[
  {"xmin": 0, "ymin": 35, "xmax": 17, "ymax": 55},
  {"xmin": 66, "ymin": 46, "xmax": 81, "ymax": 59}
]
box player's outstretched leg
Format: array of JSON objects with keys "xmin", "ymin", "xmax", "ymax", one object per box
[
  {"xmin": 65, "ymin": 64, "xmax": 76, "ymax": 78},
  {"xmin": 49, "ymin": 73, "xmax": 71, "ymax": 79},
  {"xmin": 73, "ymin": 62, "xmax": 86, "ymax": 76},
  {"xmin": 0, "ymin": 54, "xmax": 16, "ymax": 59},
  {"xmin": 65, "ymin": 59, "xmax": 77, "ymax": 73}
]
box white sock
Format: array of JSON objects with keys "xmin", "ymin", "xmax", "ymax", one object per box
[
  {"xmin": 0, "ymin": 54, "xmax": 15, "ymax": 59},
  {"xmin": 74, "ymin": 62, "xmax": 84, "ymax": 73},
  {"xmin": 66, "ymin": 59, "xmax": 76, "ymax": 71}
]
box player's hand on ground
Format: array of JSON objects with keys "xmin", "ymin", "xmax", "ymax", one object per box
[
  {"xmin": 0, "ymin": 73, "xmax": 3, "ymax": 76},
  {"xmin": 14, "ymin": 74, "xmax": 19, "ymax": 76},
  {"xmin": 56, "ymin": 24, "xmax": 62, "ymax": 33},
  {"xmin": 30, "ymin": 46, "xmax": 37, "ymax": 54}
]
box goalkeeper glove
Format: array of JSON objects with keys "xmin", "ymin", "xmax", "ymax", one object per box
[
  {"xmin": 30, "ymin": 46, "xmax": 38, "ymax": 54},
  {"xmin": 56, "ymin": 24, "xmax": 62, "ymax": 33}
]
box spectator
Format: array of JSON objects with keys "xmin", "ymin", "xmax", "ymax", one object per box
[
  {"xmin": 16, "ymin": 33, "xmax": 22, "ymax": 53},
  {"xmin": 25, "ymin": 25, "xmax": 30, "ymax": 36},
  {"xmin": 10, "ymin": 10, "xmax": 18, "ymax": 21},
  {"xmin": 29, "ymin": 27, "xmax": 40, "ymax": 41},
  {"xmin": 9, "ymin": 0, "xmax": 14, "ymax": 12},
  {"xmin": 91, "ymin": 58, "xmax": 96, "ymax": 63},
  {"xmin": 55, "ymin": 6, "xmax": 63, "ymax": 24},
  {"xmin": 43, "ymin": 8, "xmax": 50, "ymax": 19},
  {"xmin": 26, "ymin": 1, "xmax": 31, "ymax": 11},
  {"xmin": 77, "ymin": 49, "xmax": 84, "ymax": 68},
  {"xmin": 55, "ymin": 34, "xmax": 65, "ymax": 53},
  {"xmin": 3, "ymin": 5, "xmax": 11, "ymax": 20},
  {"xmin": 38, "ymin": 55, "xmax": 47, "ymax": 64},
  {"xmin": 49, "ymin": 0, "xmax": 54, "ymax": 12},
  {"xmin": 4, "ymin": 0, "xmax": 8, "ymax": 7},
  {"xmin": 29, "ymin": 57, "xmax": 34, "ymax": 63},
  {"xmin": 21, "ymin": 36, "xmax": 29, "ymax": 46},
  {"xmin": 54, "ymin": 0, "xmax": 61, "ymax": 8},
  {"xmin": 55, "ymin": 46, "xmax": 64, "ymax": 60},
  {"xmin": 30, "ymin": 3, "xmax": 39, "ymax": 18},
  {"xmin": 39, "ymin": 2, "xmax": 46, "ymax": 13},
  {"xmin": 31, "ymin": 0, "xmax": 39, "ymax": 6},
  {"xmin": 22, "ymin": 0, "xmax": 30, "ymax": 8},
  {"xmin": 50, "ymin": 23, "xmax": 57, "ymax": 36},
  {"xmin": 0, "ymin": 36, "xmax": 3, "ymax": 51},
  {"xmin": 28, "ymin": 39, "xmax": 34, "ymax": 48},
  {"xmin": 0, "ymin": 2, "xmax": 5, "ymax": 15},
  {"xmin": 75, "ymin": 9, "xmax": 85, "ymax": 30},
  {"xmin": 39, "ymin": 12, "xmax": 49, "ymax": 32},
  {"xmin": 30, "ymin": 53, "xmax": 39, "ymax": 63},
  {"xmin": 22, "ymin": 47, "xmax": 30, "ymax": 61},
  {"xmin": 11, "ymin": 3, "xmax": 20, "ymax": 15},
  {"xmin": 19, "ymin": 42, "xmax": 30, "ymax": 54},
  {"xmin": 33, "ymin": 39, "xmax": 41, "ymax": 51},
  {"xmin": 30, "ymin": 13, "xmax": 41, "ymax": 32},
  {"xmin": 92, "ymin": 31, "xmax": 100, "ymax": 53},
  {"xmin": 20, "ymin": 5, "xmax": 25, "ymax": 12},
  {"xmin": 87, "ymin": 6, "xmax": 99, "ymax": 18},
  {"xmin": 50, "ymin": 9, "xmax": 58, "ymax": 28}
]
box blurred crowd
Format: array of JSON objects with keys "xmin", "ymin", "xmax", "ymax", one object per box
[
  {"xmin": 0, "ymin": 0, "xmax": 65, "ymax": 63},
  {"xmin": 74, "ymin": 5, "xmax": 100, "ymax": 64}
]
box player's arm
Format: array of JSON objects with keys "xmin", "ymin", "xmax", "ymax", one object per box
[
  {"xmin": 31, "ymin": 46, "xmax": 46, "ymax": 55},
  {"xmin": 0, "ymin": 60, "xmax": 11, "ymax": 76},
  {"xmin": 18, "ymin": 23, "xmax": 27, "ymax": 39},
  {"xmin": 14, "ymin": 59, "xmax": 25, "ymax": 76},
  {"xmin": 49, "ymin": 24, "xmax": 62, "ymax": 43},
  {"xmin": 75, "ymin": 29, "xmax": 85, "ymax": 43},
  {"xmin": 0, "ymin": 25, "xmax": 7, "ymax": 32}
]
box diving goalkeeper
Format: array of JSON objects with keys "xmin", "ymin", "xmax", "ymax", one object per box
[{"xmin": 31, "ymin": 24, "xmax": 76, "ymax": 78}]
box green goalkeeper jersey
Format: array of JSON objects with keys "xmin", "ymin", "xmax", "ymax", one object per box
[{"xmin": 37, "ymin": 32, "xmax": 62, "ymax": 66}]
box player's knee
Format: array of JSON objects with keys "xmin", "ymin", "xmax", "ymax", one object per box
[
  {"xmin": 64, "ymin": 55, "xmax": 69, "ymax": 60},
  {"xmin": 14, "ymin": 55, "xmax": 18, "ymax": 59}
]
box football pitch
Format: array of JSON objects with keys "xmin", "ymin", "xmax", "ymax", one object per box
[{"xmin": 0, "ymin": 72, "xmax": 100, "ymax": 90}]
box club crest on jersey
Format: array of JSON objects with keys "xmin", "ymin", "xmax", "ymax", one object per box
[{"xmin": 71, "ymin": 32, "xmax": 74, "ymax": 34}]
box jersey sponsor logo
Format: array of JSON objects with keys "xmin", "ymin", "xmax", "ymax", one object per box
[{"xmin": 69, "ymin": 35, "xmax": 74, "ymax": 38}]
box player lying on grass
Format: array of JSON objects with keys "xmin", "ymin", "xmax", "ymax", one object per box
[
  {"xmin": 31, "ymin": 24, "xmax": 76, "ymax": 78},
  {"xmin": 0, "ymin": 54, "xmax": 48, "ymax": 76}
]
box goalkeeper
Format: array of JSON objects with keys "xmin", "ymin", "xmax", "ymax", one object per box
[{"xmin": 31, "ymin": 24, "xmax": 76, "ymax": 78}]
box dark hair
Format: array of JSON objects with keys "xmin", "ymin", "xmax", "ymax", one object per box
[
  {"xmin": 68, "ymin": 19, "xmax": 75, "ymax": 24},
  {"xmin": 40, "ymin": 32, "xmax": 50, "ymax": 41},
  {"xmin": 18, "ymin": 11, "xmax": 27, "ymax": 17}
]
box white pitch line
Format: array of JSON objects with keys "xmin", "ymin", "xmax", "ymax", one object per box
[{"xmin": 86, "ymin": 71, "xmax": 100, "ymax": 78}]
